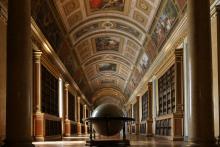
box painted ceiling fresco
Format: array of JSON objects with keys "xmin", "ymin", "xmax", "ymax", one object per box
[{"xmin": 30, "ymin": 0, "xmax": 193, "ymax": 103}]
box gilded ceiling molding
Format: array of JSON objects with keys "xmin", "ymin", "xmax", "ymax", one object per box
[
  {"xmin": 71, "ymin": 29, "xmax": 144, "ymax": 47},
  {"xmin": 92, "ymin": 87, "xmax": 127, "ymax": 103},
  {"xmin": 90, "ymin": 72, "xmax": 127, "ymax": 81},
  {"xmin": 82, "ymin": 53, "xmax": 133, "ymax": 69},
  {"xmin": 69, "ymin": 15, "xmax": 146, "ymax": 35}
]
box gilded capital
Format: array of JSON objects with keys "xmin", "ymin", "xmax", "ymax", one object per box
[
  {"xmin": 136, "ymin": 96, "xmax": 140, "ymax": 101},
  {"xmin": 33, "ymin": 51, "xmax": 42, "ymax": 63},
  {"xmin": 64, "ymin": 83, "xmax": 69, "ymax": 91},
  {"xmin": 148, "ymin": 82, "xmax": 152, "ymax": 90}
]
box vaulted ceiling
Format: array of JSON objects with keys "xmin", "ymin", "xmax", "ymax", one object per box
[
  {"xmin": 31, "ymin": 0, "xmax": 187, "ymax": 104},
  {"xmin": 53, "ymin": 0, "xmax": 161, "ymax": 99}
]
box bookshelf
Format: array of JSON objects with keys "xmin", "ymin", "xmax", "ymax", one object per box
[
  {"xmin": 155, "ymin": 48, "xmax": 183, "ymax": 140},
  {"xmin": 41, "ymin": 65, "xmax": 61, "ymax": 138},
  {"xmin": 68, "ymin": 92, "xmax": 75, "ymax": 121},
  {"xmin": 142, "ymin": 91, "xmax": 148, "ymax": 121},
  {"xmin": 80, "ymin": 103, "xmax": 83, "ymax": 123},
  {"xmin": 41, "ymin": 65, "xmax": 59, "ymax": 116},
  {"xmin": 158, "ymin": 65, "xmax": 175, "ymax": 116},
  {"xmin": 45, "ymin": 119, "xmax": 61, "ymax": 136}
]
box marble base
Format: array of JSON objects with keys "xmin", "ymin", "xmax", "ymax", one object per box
[{"xmin": 77, "ymin": 123, "xmax": 81, "ymax": 135}]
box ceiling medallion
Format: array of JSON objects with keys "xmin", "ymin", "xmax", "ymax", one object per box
[{"xmin": 101, "ymin": 21, "xmax": 114, "ymax": 29}]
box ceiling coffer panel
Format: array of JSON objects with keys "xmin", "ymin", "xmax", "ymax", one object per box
[
  {"xmin": 54, "ymin": 0, "xmax": 82, "ymax": 31},
  {"xmin": 70, "ymin": 19, "xmax": 145, "ymax": 46},
  {"xmin": 84, "ymin": 0, "xmax": 131, "ymax": 15}
]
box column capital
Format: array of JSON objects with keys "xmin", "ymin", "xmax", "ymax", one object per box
[
  {"xmin": 33, "ymin": 51, "xmax": 42, "ymax": 63},
  {"xmin": 77, "ymin": 96, "xmax": 81, "ymax": 101},
  {"xmin": 136, "ymin": 96, "xmax": 140, "ymax": 101},
  {"xmin": 64, "ymin": 83, "xmax": 69, "ymax": 88},
  {"xmin": 175, "ymin": 48, "xmax": 183, "ymax": 62},
  {"xmin": 147, "ymin": 82, "xmax": 152, "ymax": 90}
]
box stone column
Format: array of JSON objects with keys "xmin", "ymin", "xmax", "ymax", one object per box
[
  {"xmin": 83, "ymin": 105, "xmax": 88, "ymax": 135},
  {"xmin": 0, "ymin": 12, "xmax": 7, "ymax": 146},
  {"xmin": 74, "ymin": 95, "xmax": 77, "ymax": 122},
  {"xmin": 187, "ymin": 0, "xmax": 216, "ymax": 146},
  {"xmin": 63, "ymin": 83, "xmax": 70, "ymax": 137},
  {"xmin": 5, "ymin": 0, "xmax": 33, "ymax": 146},
  {"xmin": 151, "ymin": 78, "xmax": 157, "ymax": 135},
  {"xmin": 146, "ymin": 82, "xmax": 153, "ymax": 137},
  {"xmin": 183, "ymin": 38, "xmax": 190, "ymax": 141},
  {"xmin": 130, "ymin": 104, "xmax": 133, "ymax": 134},
  {"xmin": 77, "ymin": 96, "xmax": 81, "ymax": 135},
  {"xmin": 136, "ymin": 96, "xmax": 140, "ymax": 135},
  {"xmin": 211, "ymin": 5, "xmax": 220, "ymax": 141},
  {"xmin": 33, "ymin": 51, "xmax": 44, "ymax": 141}
]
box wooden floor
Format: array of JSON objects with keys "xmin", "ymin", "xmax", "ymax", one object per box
[{"xmin": 33, "ymin": 135, "xmax": 186, "ymax": 147}]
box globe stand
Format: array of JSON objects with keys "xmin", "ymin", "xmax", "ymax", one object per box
[{"xmin": 85, "ymin": 117, "xmax": 134, "ymax": 147}]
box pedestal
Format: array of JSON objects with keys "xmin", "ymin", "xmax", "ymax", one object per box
[
  {"xmin": 64, "ymin": 119, "xmax": 71, "ymax": 137},
  {"xmin": 33, "ymin": 113, "xmax": 44, "ymax": 141}
]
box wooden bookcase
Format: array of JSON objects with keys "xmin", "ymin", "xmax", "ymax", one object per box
[
  {"xmin": 45, "ymin": 115, "xmax": 62, "ymax": 137},
  {"xmin": 70, "ymin": 121, "xmax": 77, "ymax": 134},
  {"xmin": 140, "ymin": 82, "xmax": 153, "ymax": 136},
  {"xmin": 41, "ymin": 65, "xmax": 61, "ymax": 138},
  {"xmin": 80, "ymin": 103, "xmax": 83, "ymax": 123},
  {"xmin": 140, "ymin": 91, "xmax": 148, "ymax": 134},
  {"xmin": 132, "ymin": 102, "xmax": 138, "ymax": 134},
  {"xmin": 68, "ymin": 92, "xmax": 77, "ymax": 135},
  {"xmin": 68, "ymin": 92, "xmax": 75, "ymax": 122},
  {"xmin": 41, "ymin": 65, "xmax": 59, "ymax": 117},
  {"xmin": 142, "ymin": 92, "xmax": 148, "ymax": 121},
  {"xmin": 158, "ymin": 65, "xmax": 175, "ymax": 116},
  {"xmin": 155, "ymin": 48, "xmax": 183, "ymax": 140},
  {"xmin": 140, "ymin": 123, "xmax": 146, "ymax": 134}
]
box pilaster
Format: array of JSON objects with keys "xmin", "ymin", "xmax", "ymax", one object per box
[
  {"xmin": 136, "ymin": 96, "xmax": 140, "ymax": 135},
  {"xmin": 33, "ymin": 51, "xmax": 44, "ymax": 141},
  {"xmin": 64, "ymin": 83, "xmax": 70, "ymax": 137},
  {"xmin": 77, "ymin": 96, "xmax": 81, "ymax": 135},
  {"xmin": 84, "ymin": 104, "xmax": 88, "ymax": 135},
  {"xmin": 146, "ymin": 82, "xmax": 153, "ymax": 137}
]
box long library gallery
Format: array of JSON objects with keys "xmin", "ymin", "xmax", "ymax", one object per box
[{"xmin": 0, "ymin": 0, "xmax": 220, "ymax": 147}]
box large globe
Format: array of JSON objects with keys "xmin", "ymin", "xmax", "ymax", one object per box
[{"xmin": 92, "ymin": 104, "xmax": 124, "ymax": 136}]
